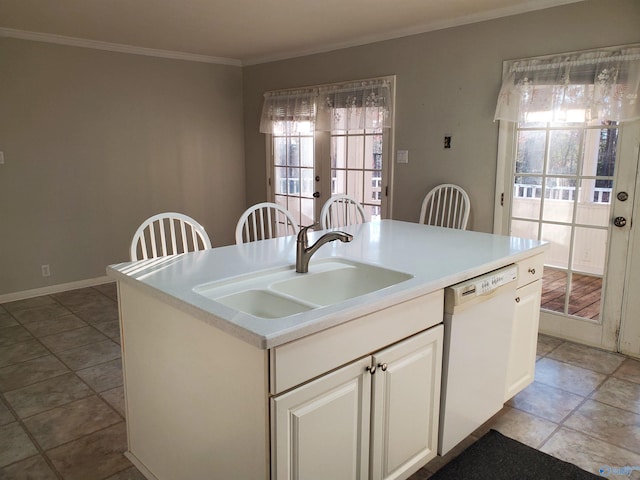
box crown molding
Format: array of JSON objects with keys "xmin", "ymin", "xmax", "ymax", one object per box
[
  {"xmin": 0, "ymin": 27, "xmax": 242, "ymax": 66},
  {"xmin": 243, "ymin": 0, "xmax": 585, "ymax": 65}
]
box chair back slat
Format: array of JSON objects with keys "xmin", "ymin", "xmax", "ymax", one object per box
[
  {"xmin": 320, "ymin": 194, "xmax": 367, "ymax": 229},
  {"xmin": 235, "ymin": 203, "xmax": 299, "ymax": 244},
  {"xmin": 130, "ymin": 212, "xmax": 211, "ymax": 261},
  {"xmin": 419, "ymin": 184, "xmax": 470, "ymax": 230}
]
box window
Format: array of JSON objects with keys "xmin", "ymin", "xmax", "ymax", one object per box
[{"xmin": 260, "ymin": 77, "xmax": 395, "ymax": 226}]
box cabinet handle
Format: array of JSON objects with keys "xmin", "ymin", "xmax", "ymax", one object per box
[
  {"xmin": 528, "ymin": 268, "xmax": 536, "ymax": 275},
  {"xmin": 378, "ymin": 363, "xmax": 388, "ymax": 372},
  {"xmin": 515, "ymin": 297, "xmax": 521, "ymax": 303},
  {"xmin": 366, "ymin": 365, "xmax": 376, "ymax": 375}
]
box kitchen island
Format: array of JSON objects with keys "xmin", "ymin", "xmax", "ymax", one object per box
[{"xmin": 107, "ymin": 220, "xmax": 547, "ymax": 480}]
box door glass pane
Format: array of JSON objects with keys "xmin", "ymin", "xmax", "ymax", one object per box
[
  {"xmin": 597, "ymin": 126, "xmax": 617, "ymax": 177},
  {"xmin": 572, "ymin": 227, "xmax": 606, "ymax": 275},
  {"xmin": 541, "ymin": 268, "xmax": 567, "ymax": 314},
  {"xmin": 274, "ymin": 167, "xmax": 287, "ymax": 195},
  {"xmin": 300, "ymin": 137, "xmax": 314, "ymax": 167},
  {"xmin": 347, "ymin": 136, "xmax": 364, "ymax": 169},
  {"xmin": 332, "ymin": 136, "xmax": 346, "ymax": 169},
  {"xmin": 516, "ymin": 130, "xmax": 545, "ymax": 173},
  {"xmin": 548, "ymin": 130, "xmax": 581, "ymax": 175},
  {"xmin": 512, "ymin": 176, "xmax": 542, "ymax": 220},
  {"xmin": 542, "ymin": 177, "xmax": 575, "ymax": 223},
  {"xmin": 365, "ymin": 135, "xmax": 382, "ymax": 169},
  {"xmin": 567, "ymin": 273, "xmax": 602, "ymax": 320},
  {"xmin": 541, "ymin": 223, "xmax": 571, "ymax": 270},
  {"xmin": 300, "ymin": 168, "xmax": 314, "ymax": 196},
  {"xmin": 347, "ymin": 171, "xmax": 364, "ymax": 203},
  {"xmin": 364, "ymin": 170, "xmax": 382, "ymax": 207},
  {"xmin": 576, "ymin": 180, "xmax": 610, "ymax": 226},
  {"xmin": 511, "ymin": 219, "xmax": 538, "ymax": 239}
]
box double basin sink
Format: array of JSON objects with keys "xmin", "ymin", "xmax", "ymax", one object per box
[{"xmin": 193, "ymin": 258, "xmax": 413, "ymax": 319}]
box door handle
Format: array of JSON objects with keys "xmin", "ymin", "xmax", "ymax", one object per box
[
  {"xmin": 614, "ymin": 216, "xmax": 627, "ymax": 228},
  {"xmin": 313, "ymin": 192, "xmax": 320, "ymax": 198}
]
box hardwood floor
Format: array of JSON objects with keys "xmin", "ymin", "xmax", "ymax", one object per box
[{"xmin": 541, "ymin": 268, "xmax": 602, "ymax": 320}]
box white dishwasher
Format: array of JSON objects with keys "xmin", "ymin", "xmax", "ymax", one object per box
[{"xmin": 438, "ymin": 264, "xmax": 518, "ymax": 455}]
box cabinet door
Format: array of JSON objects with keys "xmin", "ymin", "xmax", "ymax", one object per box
[
  {"xmin": 370, "ymin": 326, "xmax": 444, "ymax": 480},
  {"xmin": 271, "ymin": 357, "xmax": 371, "ymax": 480},
  {"xmin": 505, "ymin": 280, "xmax": 542, "ymax": 400}
]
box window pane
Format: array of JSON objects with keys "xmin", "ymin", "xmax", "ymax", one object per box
[
  {"xmin": 347, "ymin": 136, "xmax": 364, "ymax": 169},
  {"xmin": 332, "ymin": 136, "xmax": 346, "ymax": 169},
  {"xmin": 331, "ymin": 169, "xmax": 346, "ymax": 195},
  {"xmin": 300, "ymin": 168, "xmax": 314, "ymax": 196},
  {"xmin": 548, "ymin": 130, "xmax": 581, "ymax": 175},
  {"xmin": 365, "ymin": 135, "xmax": 383, "ymax": 169},
  {"xmin": 572, "ymin": 227, "xmax": 606, "ymax": 275},
  {"xmin": 274, "ymin": 167, "xmax": 287, "ymax": 194},
  {"xmin": 512, "ymin": 176, "xmax": 542, "ymax": 220},
  {"xmin": 597, "ymin": 127, "xmax": 617, "ymax": 178},
  {"xmin": 274, "ymin": 138, "xmax": 287, "ymax": 166},
  {"xmin": 364, "ymin": 170, "xmax": 382, "ymax": 205},
  {"xmin": 300, "ymin": 136, "xmax": 314, "ymax": 168},
  {"xmin": 568, "ymin": 272, "xmax": 602, "ymax": 319},
  {"xmin": 510, "ymin": 219, "xmax": 538, "ymax": 239},
  {"xmin": 541, "ymin": 223, "xmax": 571, "ymax": 269},
  {"xmin": 516, "ymin": 130, "xmax": 545, "ymax": 174},
  {"xmin": 347, "ymin": 171, "xmax": 364, "ymax": 203},
  {"xmin": 541, "ymin": 268, "xmax": 567, "ymax": 314},
  {"xmin": 301, "ymin": 198, "xmax": 314, "ymax": 226},
  {"xmin": 288, "ymin": 139, "xmax": 301, "ymax": 167},
  {"xmin": 576, "ymin": 180, "xmax": 610, "ymax": 226}
]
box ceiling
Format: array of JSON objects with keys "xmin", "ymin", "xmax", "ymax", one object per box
[{"xmin": 0, "ymin": 0, "xmax": 584, "ymax": 65}]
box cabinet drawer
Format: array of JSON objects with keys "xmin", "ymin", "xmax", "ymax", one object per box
[
  {"xmin": 269, "ymin": 290, "xmax": 444, "ymax": 394},
  {"xmin": 516, "ymin": 253, "xmax": 544, "ymax": 288}
]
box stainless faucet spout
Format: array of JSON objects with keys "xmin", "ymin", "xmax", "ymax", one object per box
[{"xmin": 296, "ymin": 224, "xmax": 353, "ymax": 273}]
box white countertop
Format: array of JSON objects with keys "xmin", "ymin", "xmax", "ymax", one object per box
[{"xmin": 107, "ymin": 220, "xmax": 547, "ymax": 349}]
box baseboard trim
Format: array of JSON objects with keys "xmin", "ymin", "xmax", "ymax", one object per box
[{"xmin": 0, "ymin": 276, "xmax": 114, "ymax": 303}]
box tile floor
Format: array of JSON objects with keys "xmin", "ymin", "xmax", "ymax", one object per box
[{"xmin": 1, "ymin": 284, "xmax": 640, "ymax": 479}]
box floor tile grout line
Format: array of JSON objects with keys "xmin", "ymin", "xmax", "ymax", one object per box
[{"xmin": 0, "ymin": 391, "xmax": 65, "ymax": 479}]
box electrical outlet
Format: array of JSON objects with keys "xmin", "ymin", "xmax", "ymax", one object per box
[
  {"xmin": 444, "ymin": 136, "xmax": 452, "ymax": 149},
  {"xmin": 41, "ymin": 264, "xmax": 51, "ymax": 277}
]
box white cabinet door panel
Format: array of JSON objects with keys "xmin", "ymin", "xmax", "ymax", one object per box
[
  {"xmin": 505, "ymin": 279, "xmax": 542, "ymax": 400},
  {"xmin": 271, "ymin": 357, "xmax": 371, "ymax": 480},
  {"xmin": 370, "ymin": 326, "xmax": 443, "ymax": 480}
]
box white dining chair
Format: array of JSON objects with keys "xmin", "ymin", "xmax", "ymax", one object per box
[
  {"xmin": 418, "ymin": 184, "xmax": 470, "ymax": 230},
  {"xmin": 130, "ymin": 212, "xmax": 211, "ymax": 261},
  {"xmin": 320, "ymin": 194, "xmax": 367, "ymax": 229},
  {"xmin": 235, "ymin": 202, "xmax": 299, "ymax": 244}
]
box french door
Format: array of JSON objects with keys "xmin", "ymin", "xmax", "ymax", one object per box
[
  {"xmin": 266, "ymin": 79, "xmax": 394, "ymax": 228},
  {"xmin": 495, "ymin": 120, "xmax": 640, "ymax": 353},
  {"xmin": 267, "ymin": 127, "xmax": 391, "ymax": 228}
]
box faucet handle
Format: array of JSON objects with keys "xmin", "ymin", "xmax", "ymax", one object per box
[{"xmin": 298, "ymin": 222, "xmax": 319, "ymax": 240}]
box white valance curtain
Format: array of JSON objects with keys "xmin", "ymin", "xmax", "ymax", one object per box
[
  {"xmin": 494, "ymin": 46, "xmax": 640, "ymax": 123},
  {"xmin": 259, "ymin": 79, "xmax": 393, "ymax": 133},
  {"xmin": 259, "ymin": 88, "xmax": 317, "ymax": 134}
]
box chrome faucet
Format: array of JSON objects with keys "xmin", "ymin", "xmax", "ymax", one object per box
[{"xmin": 296, "ymin": 223, "xmax": 353, "ymax": 273}]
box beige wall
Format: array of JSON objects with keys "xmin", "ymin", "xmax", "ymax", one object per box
[
  {"xmin": 2, "ymin": 0, "xmax": 639, "ymax": 297},
  {"xmin": 0, "ymin": 39, "xmax": 245, "ymax": 296},
  {"xmin": 242, "ymin": 0, "xmax": 640, "ymax": 232}
]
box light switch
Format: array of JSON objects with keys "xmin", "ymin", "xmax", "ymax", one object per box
[
  {"xmin": 0, "ymin": 151, "xmax": 4, "ymax": 164},
  {"xmin": 397, "ymin": 150, "xmax": 409, "ymax": 164}
]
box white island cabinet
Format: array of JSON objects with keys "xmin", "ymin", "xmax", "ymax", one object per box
[
  {"xmin": 505, "ymin": 253, "xmax": 545, "ymax": 400},
  {"xmin": 107, "ymin": 220, "xmax": 547, "ymax": 480}
]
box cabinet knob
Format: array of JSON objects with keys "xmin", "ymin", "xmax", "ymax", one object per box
[
  {"xmin": 378, "ymin": 363, "xmax": 388, "ymax": 372},
  {"xmin": 528, "ymin": 268, "xmax": 536, "ymax": 275},
  {"xmin": 515, "ymin": 297, "xmax": 521, "ymax": 303},
  {"xmin": 366, "ymin": 365, "xmax": 376, "ymax": 374}
]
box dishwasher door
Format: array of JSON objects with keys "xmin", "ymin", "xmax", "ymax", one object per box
[{"xmin": 438, "ymin": 265, "xmax": 517, "ymax": 455}]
